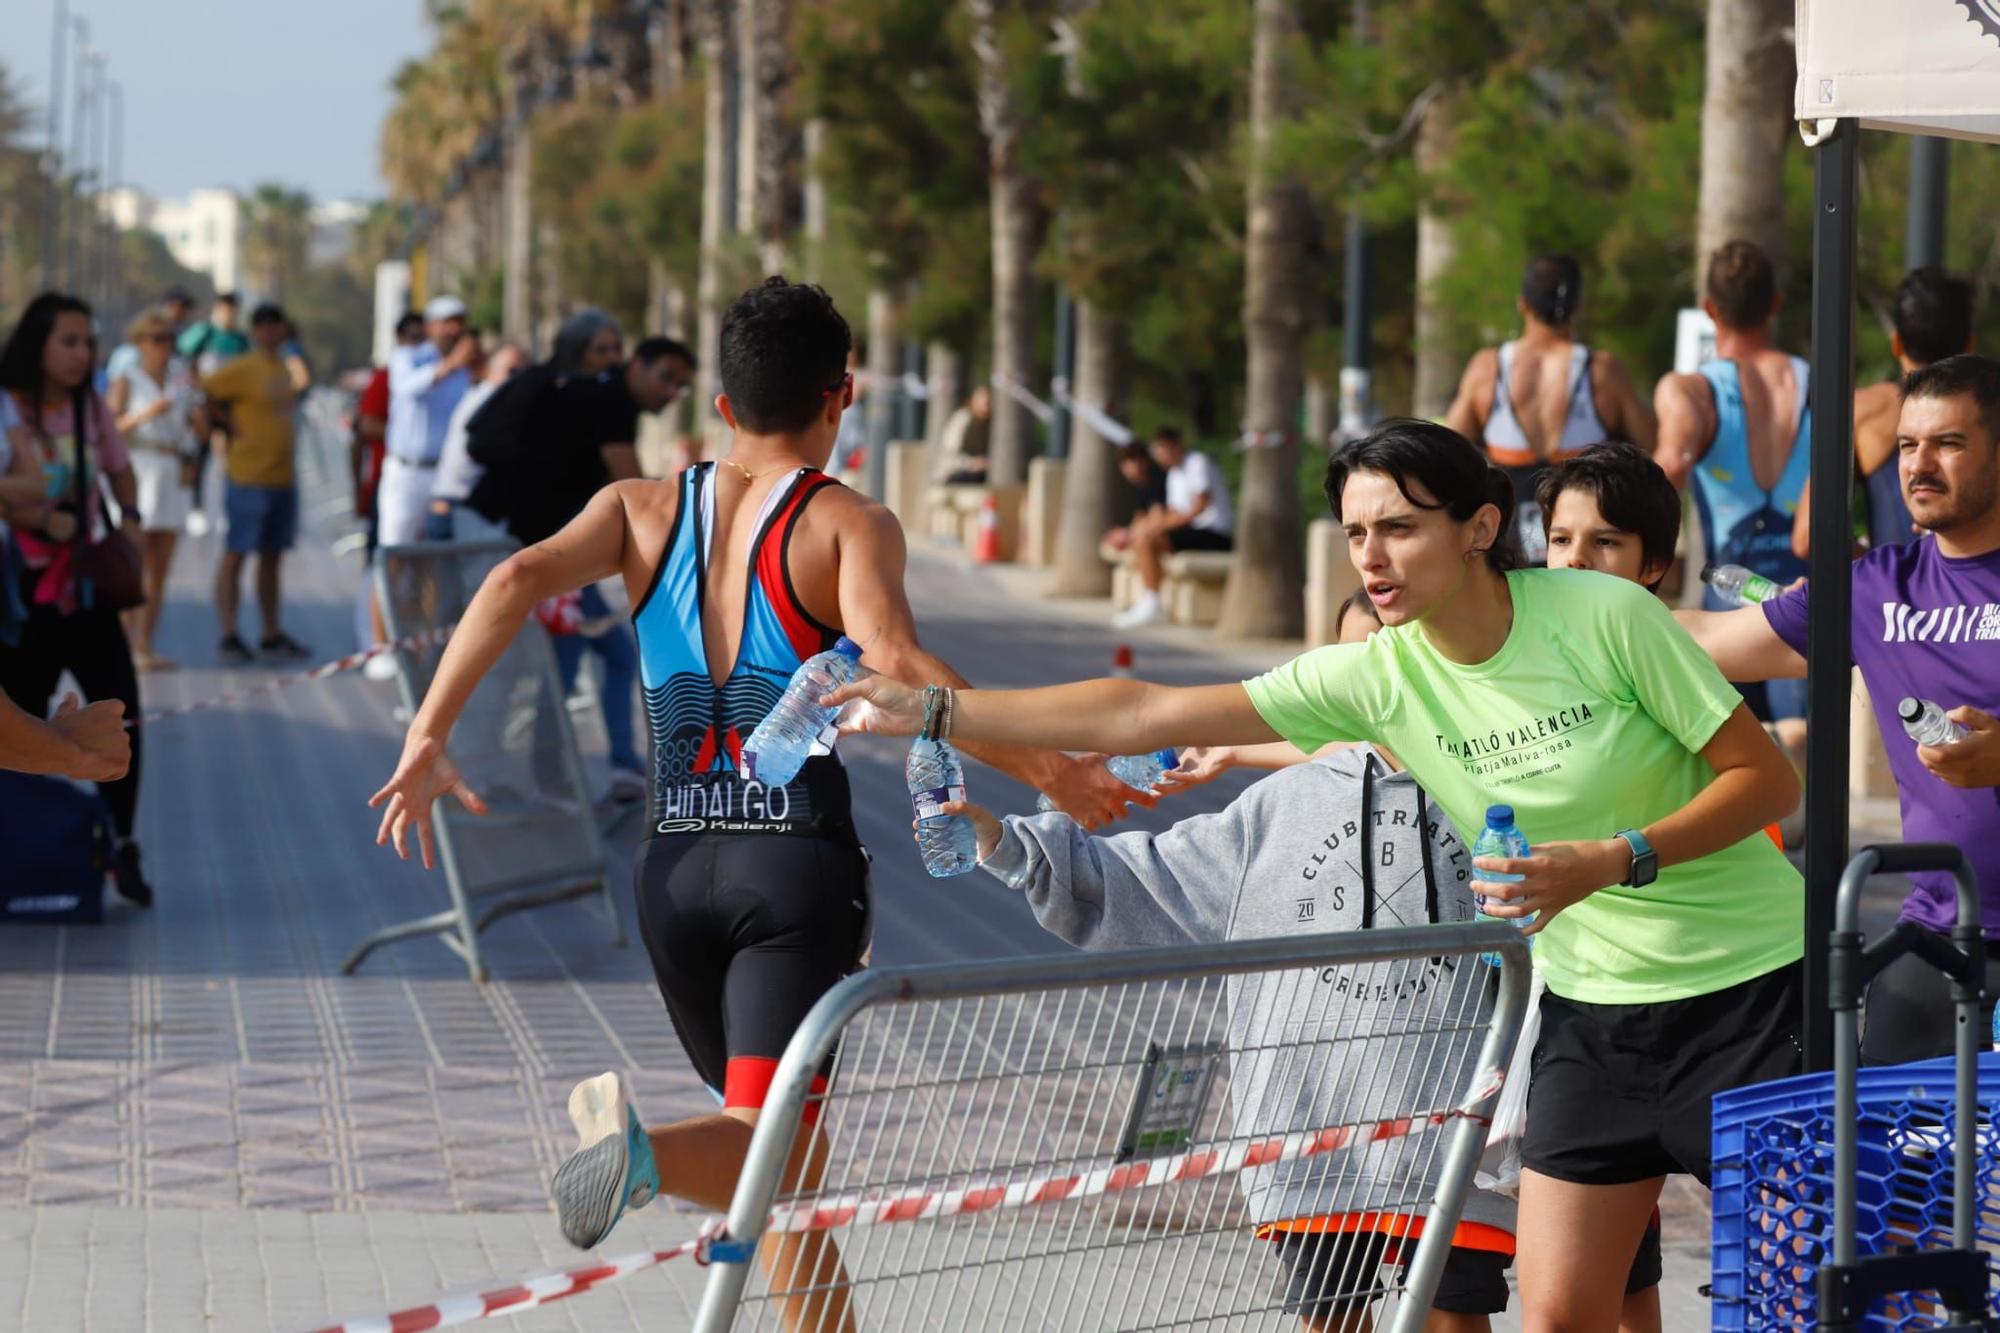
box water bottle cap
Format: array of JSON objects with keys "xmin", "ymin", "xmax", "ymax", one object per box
[
  {"xmin": 831, "ymin": 636, "xmax": 863, "ymax": 659},
  {"xmin": 1485, "ymin": 804, "xmax": 1514, "ymax": 827},
  {"xmin": 1153, "ymin": 748, "xmax": 1179, "ymax": 769},
  {"xmin": 1897, "ymin": 696, "xmax": 1924, "ymax": 723}
]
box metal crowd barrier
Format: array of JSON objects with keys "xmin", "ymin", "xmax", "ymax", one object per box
[
  {"xmin": 344, "ymin": 539, "xmax": 621, "ymax": 983},
  {"xmin": 693, "ymin": 922, "xmax": 1531, "ymax": 1333}
]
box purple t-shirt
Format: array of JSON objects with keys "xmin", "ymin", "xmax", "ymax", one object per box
[{"xmin": 1763, "ymin": 539, "xmax": 2000, "ymax": 936}]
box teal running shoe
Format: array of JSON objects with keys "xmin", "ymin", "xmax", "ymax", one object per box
[{"xmin": 552, "ymin": 1071, "xmax": 660, "ymax": 1249}]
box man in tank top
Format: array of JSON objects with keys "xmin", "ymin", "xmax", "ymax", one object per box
[
  {"xmin": 368, "ymin": 278, "xmax": 1148, "ymax": 1330},
  {"xmin": 1444, "ymin": 254, "xmax": 1656, "ymax": 562},
  {"xmin": 1654, "ymin": 240, "xmax": 1812, "ymax": 742}
]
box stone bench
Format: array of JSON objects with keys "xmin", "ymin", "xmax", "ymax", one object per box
[
  {"xmin": 923, "ymin": 483, "xmax": 1023, "ymax": 560},
  {"xmin": 1161, "ymin": 550, "xmax": 1235, "ymax": 626}
]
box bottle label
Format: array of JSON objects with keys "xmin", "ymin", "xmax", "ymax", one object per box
[
  {"xmin": 1739, "ymin": 572, "xmax": 1780, "ymax": 604},
  {"xmin": 809, "ymin": 720, "xmax": 840, "ymax": 757},
  {"xmin": 914, "ymin": 784, "xmax": 967, "ymax": 821}
]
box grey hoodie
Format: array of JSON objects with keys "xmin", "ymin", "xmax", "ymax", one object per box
[{"xmin": 980, "ymin": 746, "xmax": 1514, "ymax": 1237}]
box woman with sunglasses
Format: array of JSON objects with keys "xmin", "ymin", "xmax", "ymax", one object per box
[{"xmin": 107, "ymin": 308, "xmax": 206, "ymax": 671}]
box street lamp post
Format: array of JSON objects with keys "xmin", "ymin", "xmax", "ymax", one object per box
[
  {"xmin": 65, "ymin": 35, "xmax": 97, "ymax": 292},
  {"xmin": 41, "ymin": 0, "xmax": 68, "ymax": 291}
]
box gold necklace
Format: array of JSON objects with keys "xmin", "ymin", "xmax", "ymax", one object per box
[{"xmin": 719, "ymin": 457, "xmax": 803, "ymax": 485}]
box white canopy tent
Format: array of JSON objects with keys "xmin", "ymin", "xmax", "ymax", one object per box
[{"xmin": 1797, "ymin": 1, "xmax": 2000, "ymax": 141}]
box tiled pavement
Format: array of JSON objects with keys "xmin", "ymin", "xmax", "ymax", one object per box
[{"xmin": 0, "ymin": 432, "xmax": 1913, "ymax": 1330}]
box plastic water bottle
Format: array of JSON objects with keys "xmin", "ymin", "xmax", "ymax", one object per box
[
  {"xmin": 908, "ymin": 737, "xmax": 978, "ymax": 877},
  {"xmin": 1037, "ymin": 748, "xmax": 1179, "ymax": 813},
  {"xmin": 1472, "ymin": 805, "xmax": 1535, "ymax": 965},
  {"xmin": 1898, "ymin": 696, "xmax": 1966, "ymax": 747},
  {"xmin": 1702, "ymin": 563, "xmax": 1781, "ymax": 608},
  {"xmin": 740, "ymin": 637, "xmax": 865, "ymax": 787}
]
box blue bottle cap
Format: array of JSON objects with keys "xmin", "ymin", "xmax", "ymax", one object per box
[
  {"xmin": 832, "ymin": 636, "xmax": 863, "ymax": 659},
  {"xmin": 1153, "ymin": 748, "xmax": 1179, "ymax": 769},
  {"xmin": 1485, "ymin": 804, "xmax": 1514, "ymax": 827}
]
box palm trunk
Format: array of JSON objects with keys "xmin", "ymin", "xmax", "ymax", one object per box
[
  {"xmin": 802, "ymin": 117, "xmax": 827, "ymax": 283},
  {"xmin": 1697, "ymin": 0, "xmax": 1793, "ymax": 281},
  {"xmin": 1217, "ymin": 0, "xmax": 1309, "ymax": 641},
  {"xmin": 863, "ymin": 285, "xmax": 901, "ymax": 497},
  {"xmin": 502, "ymin": 70, "xmax": 534, "ymax": 348},
  {"xmin": 738, "ymin": 0, "xmax": 792, "ymax": 273},
  {"xmin": 1049, "ymin": 298, "xmax": 1127, "ymax": 597},
  {"xmin": 696, "ymin": 3, "xmax": 736, "ymax": 452},
  {"xmin": 1411, "ymin": 90, "xmax": 1458, "ymax": 420},
  {"xmin": 971, "ymin": 0, "xmax": 1046, "ymax": 488},
  {"xmin": 924, "ymin": 339, "xmax": 963, "ymax": 455}
]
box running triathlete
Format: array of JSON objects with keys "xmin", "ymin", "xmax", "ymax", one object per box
[
  {"xmin": 367, "ymin": 278, "xmax": 1144, "ymax": 1329},
  {"xmin": 1444, "ymin": 254, "xmax": 1655, "ymax": 562}
]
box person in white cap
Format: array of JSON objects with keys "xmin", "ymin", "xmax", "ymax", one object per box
[{"xmin": 379, "ymin": 295, "xmax": 477, "ymax": 546}]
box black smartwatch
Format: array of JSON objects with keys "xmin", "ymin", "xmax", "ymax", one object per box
[{"xmin": 1614, "ymin": 828, "xmax": 1658, "ymax": 888}]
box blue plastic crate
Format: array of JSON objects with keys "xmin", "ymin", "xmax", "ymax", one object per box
[{"xmin": 1710, "ymin": 1053, "xmax": 2000, "ymax": 1330}]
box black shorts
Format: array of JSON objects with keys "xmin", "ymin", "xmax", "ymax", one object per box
[
  {"xmin": 1861, "ymin": 932, "xmax": 2000, "ymax": 1066},
  {"xmin": 1270, "ymin": 1213, "xmax": 1663, "ymax": 1317},
  {"xmin": 634, "ymin": 832, "xmax": 871, "ymax": 1112},
  {"xmin": 1523, "ymin": 962, "xmax": 1803, "ymax": 1186},
  {"xmin": 1164, "ymin": 527, "xmax": 1233, "ymax": 553}
]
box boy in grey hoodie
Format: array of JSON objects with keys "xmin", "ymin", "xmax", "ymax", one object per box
[{"xmin": 938, "ymin": 593, "xmax": 1660, "ymax": 1332}]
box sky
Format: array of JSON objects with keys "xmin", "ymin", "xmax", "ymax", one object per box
[{"xmin": 0, "ymin": 0, "xmax": 433, "ymax": 203}]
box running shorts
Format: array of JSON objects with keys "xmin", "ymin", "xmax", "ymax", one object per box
[
  {"xmin": 1523, "ymin": 961, "xmax": 1803, "ymax": 1186},
  {"xmin": 634, "ymin": 831, "xmax": 871, "ymax": 1115}
]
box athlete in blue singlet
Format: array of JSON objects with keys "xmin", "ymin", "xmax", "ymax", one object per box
[
  {"xmin": 1655, "ymin": 240, "xmax": 1811, "ymax": 729},
  {"xmin": 367, "ymin": 279, "xmax": 1144, "ymax": 1328}
]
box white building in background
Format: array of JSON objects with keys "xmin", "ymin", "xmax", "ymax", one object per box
[{"xmin": 105, "ymin": 187, "xmax": 244, "ymax": 294}]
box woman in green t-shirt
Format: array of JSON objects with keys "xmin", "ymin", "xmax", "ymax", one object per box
[{"xmin": 829, "ymin": 419, "xmax": 1804, "ymax": 1328}]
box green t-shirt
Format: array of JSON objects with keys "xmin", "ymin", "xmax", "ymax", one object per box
[{"xmin": 1243, "ymin": 567, "xmax": 1803, "ymax": 1005}]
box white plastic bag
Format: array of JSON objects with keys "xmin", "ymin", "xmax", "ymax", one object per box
[{"xmin": 1474, "ymin": 969, "xmax": 1546, "ymax": 1199}]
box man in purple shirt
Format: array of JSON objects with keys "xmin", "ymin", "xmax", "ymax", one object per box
[{"xmin": 1679, "ymin": 353, "xmax": 2000, "ymax": 1063}]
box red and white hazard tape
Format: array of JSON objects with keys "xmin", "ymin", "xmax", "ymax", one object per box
[
  {"xmin": 138, "ymin": 625, "xmax": 453, "ymax": 725},
  {"xmin": 310, "ymin": 1072, "xmax": 1502, "ymax": 1330},
  {"xmin": 765, "ymin": 1069, "xmax": 1501, "ymax": 1235},
  {"xmin": 306, "ymin": 1234, "xmax": 708, "ymax": 1333}
]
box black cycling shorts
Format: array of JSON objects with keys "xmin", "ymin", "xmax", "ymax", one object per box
[{"xmin": 634, "ymin": 832, "xmax": 871, "ymax": 1115}]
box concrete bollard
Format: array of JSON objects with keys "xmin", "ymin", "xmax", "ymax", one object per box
[
  {"xmin": 883, "ymin": 440, "xmax": 930, "ymax": 533},
  {"xmin": 1305, "ymin": 517, "xmax": 1362, "ymax": 646},
  {"xmin": 1022, "ymin": 458, "xmax": 1067, "ymax": 569}
]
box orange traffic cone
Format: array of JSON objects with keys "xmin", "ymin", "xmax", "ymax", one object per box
[{"xmin": 972, "ymin": 493, "xmax": 1003, "ymax": 564}]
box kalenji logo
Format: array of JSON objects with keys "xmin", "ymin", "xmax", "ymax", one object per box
[
  {"xmin": 1959, "ymin": 0, "xmax": 2000, "ymax": 46},
  {"xmin": 1881, "ymin": 601, "xmax": 2000, "ymax": 643}
]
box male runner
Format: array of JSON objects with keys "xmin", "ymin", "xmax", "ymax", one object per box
[
  {"xmin": 1443, "ymin": 255, "xmax": 1655, "ymax": 562},
  {"xmin": 368, "ymin": 278, "xmax": 1145, "ymax": 1321}
]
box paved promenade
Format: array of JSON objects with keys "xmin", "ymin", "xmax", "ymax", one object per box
[{"xmin": 0, "ymin": 467, "xmax": 1905, "ymax": 1330}]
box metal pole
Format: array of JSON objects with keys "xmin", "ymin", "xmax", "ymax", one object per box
[
  {"xmin": 93, "ymin": 75, "xmax": 114, "ymax": 314},
  {"xmin": 41, "ymin": 0, "xmax": 67, "ymax": 291},
  {"xmin": 1905, "ymin": 135, "xmax": 1949, "ymax": 271},
  {"xmin": 106, "ymin": 80, "xmax": 122, "ymax": 318},
  {"xmin": 1337, "ymin": 0, "xmax": 1373, "ymax": 442},
  {"xmin": 1804, "ymin": 119, "xmax": 1857, "ymax": 1075},
  {"xmin": 1047, "ymin": 281, "xmax": 1075, "ymax": 460},
  {"xmin": 897, "ymin": 339, "xmax": 923, "ymax": 441},
  {"xmin": 65, "ymin": 30, "xmax": 91, "ymax": 291}
]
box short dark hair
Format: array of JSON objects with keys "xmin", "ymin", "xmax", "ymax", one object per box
[
  {"xmin": 1902, "ymin": 353, "xmax": 2000, "ymax": 442},
  {"xmin": 1324, "ymin": 419, "xmax": 1520, "ymax": 574},
  {"xmin": 633, "ymin": 335, "xmax": 695, "ymax": 368},
  {"xmin": 1521, "ymin": 254, "xmax": 1583, "ymax": 326},
  {"xmin": 1892, "ymin": 267, "xmax": 1974, "ymax": 367},
  {"xmin": 215, "ymin": 292, "xmax": 239, "ymax": 307},
  {"xmin": 250, "ymin": 303, "xmax": 286, "ymax": 326},
  {"xmin": 1704, "ymin": 240, "xmax": 1778, "ymax": 329},
  {"xmin": 1534, "ymin": 442, "xmax": 1682, "ymax": 589},
  {"xmin": 719, "ymin": 277, "xmax": 851, "ymax": 433},
  {"xmin": 1151, "ymin": 426, "xmax": 1184, "ymax": 447},
  {"xmin": 394, "ymin": 311, "xmax": 424, "ymax": 338},
  {"xmin": 161, "ymin": 286, "xmax": 194, "ymax": 306}
]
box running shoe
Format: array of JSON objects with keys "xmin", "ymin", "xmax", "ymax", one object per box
[
  {"xmin": 110, "ymin": 839, "xmax": 154, "ymax": 908},
  {"xmin": 552, "ymin": 1071, "xmax": 659, "ymax": 1249},
  {"xmin": 260, "ymin": 632, "xmax": 311, "ymax": 662},
  {"xmin": 218, "ymin": 634, "xmax": 254, "ymax": 666}
]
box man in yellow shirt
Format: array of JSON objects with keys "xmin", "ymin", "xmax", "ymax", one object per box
[{"xmin": 202, "ymin": 304, "xmax": 309, "ymax": 664}]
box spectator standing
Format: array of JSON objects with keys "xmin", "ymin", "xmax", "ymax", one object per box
[
  {"xmin": 1654, "ymin": 240, "xmax": 1811, "ymax": 741},
  {"xmin": 107, "ymin": 308, "xmax": 205, "ymax": 671},
  {"xmin": 178, "ymin": 293, "xmax": 250, "ymax": 537},
  {"xmin": 354, "ymin": 313, "xmax": 425, "ymax": 671},
  {"xmin": 379, "ymin": 296, "xmax": 476, "ymax": 547},
  {"xmin": 1793, "ymin": 266, "xmax": 1974, "ymax": 558},
  {"xmin": 933, "ymin": 385, "xmax": 992, "ymax": 484},
  {"xmin": 427, "ymin": 343, "xmax": 526, "ymax": 543},
  {"xmin": 1112, "ymin": 427, "xmax": 1234, "ymax": 629},
  {"xmin": 0, "ymin": 292, "xmax": 155, "ymax": 905},
  {"xmin": 201, "ymin": 304, "xmax": 309, "ymax": 664},
  {"xmin": 106, "ymin": 285, "xmax": 195, "ymax": 381},
  {"xmin": 1445, "ymin": 255, "xmax": 1656, "ymax": 561}
]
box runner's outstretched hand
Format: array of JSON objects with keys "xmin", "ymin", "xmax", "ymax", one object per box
[
  {"xmin": 369, "ymin": 732, "xmax": 488, "ymax": 870},
  {"xmin": 1038, "ymin": 752, "xmax": 1155, "ymax": 831}
]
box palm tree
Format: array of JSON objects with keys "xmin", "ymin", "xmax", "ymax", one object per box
[
  {"xmin": 1410, "ymin": 90, "xmax": 1459, "ymax": 420},
  {"xmin": 1217, "ymin": 0, "xmax": 1308, "ymax": 640},
  {"xmin": 1696, "ymin": 0, "xmax": 1792, "ymax": 279},
  {"xmin": 1049, "ymin": 298, "xmax": 1127, "ymax": 596},
  {"xmin": 241, "ymin": 184, "xmax": 313, "ymax": 303},
  {"xmin": 739, "ymin": 0, "xmax": 794, "ymax": 273},
  {"xmin": 970, "ymin": 0, "xmax": 1049, "ymax": 489}
]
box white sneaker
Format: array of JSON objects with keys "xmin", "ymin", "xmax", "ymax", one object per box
[
  {"xmin": 185, "ymin": 511, "xmax": 210, "ymax": 538},
  {"xmin": 1112, "ymin": 595, "xmax": 1166, "ymax": 630},
  {"xmin": 362, "ymin": 652, "xmax": 399, "ymax": 682}
]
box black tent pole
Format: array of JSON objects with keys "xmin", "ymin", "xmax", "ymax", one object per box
[{"xmin": 1804, "ymin": 117, "xmax": 1858, "ymax": 1075}]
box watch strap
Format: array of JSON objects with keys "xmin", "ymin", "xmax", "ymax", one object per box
[{"xmin": 1614, "ymin": 828, "xmax": 1656, "ymax": 887}]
